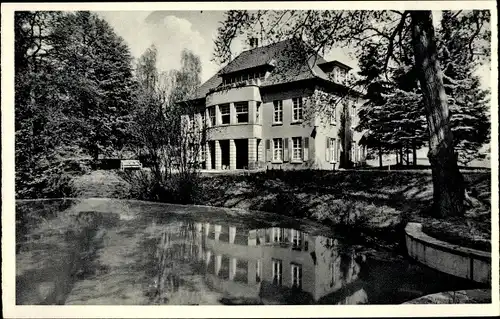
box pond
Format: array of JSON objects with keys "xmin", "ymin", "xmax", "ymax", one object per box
[{"xmin": 15, "ymin": 198, "xmax": 482, "ymax": 305}]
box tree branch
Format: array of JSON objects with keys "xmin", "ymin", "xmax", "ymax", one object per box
[{"xmin": 383, "ymin": 11, "xmax": 409, "ymax": 78}]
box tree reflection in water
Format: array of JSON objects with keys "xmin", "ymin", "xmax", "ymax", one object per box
[{"xmin": 144, "ymin": 220, "xmax": 203, "ymax": 304}]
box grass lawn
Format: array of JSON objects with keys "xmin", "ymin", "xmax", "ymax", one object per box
[{"xmin": 197, "ymin": 169, "xmax": 491, "ymax": 253}]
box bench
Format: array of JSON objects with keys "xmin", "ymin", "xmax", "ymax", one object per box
[{"xmin": 120, "ymin": 160, "xmax": 142, "ymax": 170}]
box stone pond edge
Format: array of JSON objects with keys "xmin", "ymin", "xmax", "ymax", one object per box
[{"xmin": 405, "ymin": 222, "xmax": 492, "ymax": 284}]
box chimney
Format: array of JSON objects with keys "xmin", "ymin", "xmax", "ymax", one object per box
[{"xmin": 249, "ymin": 37, "xmax": 259, "ymax": 49}]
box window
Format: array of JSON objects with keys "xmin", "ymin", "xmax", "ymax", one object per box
[
  {"xmin": 351, "ymin": 142, "xmax": 356, "ymax": 162},
  {"xmin": 339, "ymin": 68, "xmax": 346, "ymax": 84},
  {"xmin": 188, "ymin": 115, "xmax": 195, "ymax": 130},
  {"xmin": 272, "ymin": 227, "xmax": 284, "ymax": 242},
  {"xmin": 208, "ymin": 106, "xmax": 216, "ymax": 126},
  {"xmin": 350, "ymin": 104, "xmax": 357, "ymax": 127},
  {"xmin": 329, "ymin": 263, "xmax": 336, "ymax": 287},
  {"xmin": 292, "ymin": 97, "xmax": 303, "ymax": 121},
  {"xmin": 235, "ymin": 102, "xmax": 248, "ymax": 123},
  {"xmin": 330, "ymin": 105, "xmax": 337, "ymax": 124},
  {"xmin": 256, "ymin": 260, "xmax": 262, "ymax": 283},
  {"xmin": 291, "ymin": 263, "xmax": 302, "ymax": 289},
  {"xmin": 292, "ymin": 137, "xmax": 303, "ymax": 161},
  {"xmin": 219, "ymin": 104, "xmax": 230, "ymax": 124},
  {"xmin": 272, "ymin": 138, "xmax": 282, "ymax": 161},
  {"xmin": 291, "ymin": 229, "xmax": 302, "ymax": 248},
  {"xmin": 200, "ymin": 145, "xmax": 206, "ymax": 163},
  {"xmin": 334, "ymin": 67, "xmax": 347, "ymax": 84},
  {"xmin": 273, "ymin": 100, "xmax": 283, "ymax": 124},
  {"xmin": 327, "ymin": 238, "xmax": 334, "ymax": 247},
  {"xmin": 330, "ymin": 138, "xmax": 336, "ymax": 162},
  {"xmin": 272, "ymin": 259, "xmax": 282, "ymax": 286},
  {"xmin": 188, "ymin": 144, "xmax": 195, "ymax": 163}
]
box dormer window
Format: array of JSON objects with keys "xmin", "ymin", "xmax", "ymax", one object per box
[
  {"xmin": 222, "ymin": 69, "xmax": 266, "ymax": 85},
  {"xmin": 334, "ymin": 67, "xmax": 347, "ymax": 84}
]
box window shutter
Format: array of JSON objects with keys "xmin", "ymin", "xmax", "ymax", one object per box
[
  {"xmin": 266, "ymin": 139, "xmax": 271, "ymax": 162},
  {"xmin": 332, "ymin": 138, "xmax": 336, "ymax": 162},
  {"xmin": 303, "ymin": 137, "xmax": 309, "ymax": 161},
  {"xmin": 326, "ymin": 138, "xmax": 330, "ymax": 162},
  {"xmin": 337, "ymin": 138, "xmax": 342, "ymax": 162},
  {"xmin": 283, "ymin": 138, "xmax": 289, "ymax": 162}
]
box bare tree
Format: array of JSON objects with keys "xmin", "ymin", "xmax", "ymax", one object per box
[{"xmin": 128, "ymin": 46, "xmax": 205, "ymax": 203}]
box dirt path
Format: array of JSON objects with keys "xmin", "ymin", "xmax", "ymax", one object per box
[{"xmin": 72, "ymin": 170, "xmax": 130, "ymax": 199}]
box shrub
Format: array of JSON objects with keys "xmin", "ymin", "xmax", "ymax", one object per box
[
  {"xmin": 121, "ymin": 169, "xmax": 203, "ymax": 205},
  {"xmin": 311, "ymin": 197, "xmax": 370, "ymax": 229}
]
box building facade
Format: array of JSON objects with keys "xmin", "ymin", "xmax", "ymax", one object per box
[{"xmin": 180, "ymin": 38, "xmax": 368, "ymax": 171}]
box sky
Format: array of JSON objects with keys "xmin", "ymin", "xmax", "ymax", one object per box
[
  {"xmin": 97, "ymin": 10, "xmax": 490, "ymax": 89},
  {"xmin": 97, "ymin": 10, "xmax": 356, "ymax": 83}
]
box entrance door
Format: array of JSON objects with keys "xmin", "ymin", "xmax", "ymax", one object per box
[
  {"xmin": 235, "ymin": 139, "xmax": 249, "ymax": 169},
  {"xmin": 220, "ymin": 140, "xmax": 230, "ymax": 169}
]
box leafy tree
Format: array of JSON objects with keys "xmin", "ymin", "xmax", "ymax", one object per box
[
  {"xmin": 212, "ymin": 10, "xmax": 490, "ymax": 217},
  {"xmin": 49, "ymin": 11, "xmax": 136, "ymax": 159},
  {"xmin": 14, "ymin": 11, "xmax": 136, "ymax": 197}
]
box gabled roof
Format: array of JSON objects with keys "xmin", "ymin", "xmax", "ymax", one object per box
[
  {"xmin": 318, "ymin": 60, "xmax": 352, "ymax": 71},
  {"xmin": 218, "ymin": 38, "xmax": 327, "ymax": 75},
  {"xmin": 187, "ymin": 38, "xmax": 353, "ymax": 101}
]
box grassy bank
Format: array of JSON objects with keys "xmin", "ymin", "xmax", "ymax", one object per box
[
  {"xmin": 70, "ymin": 169, "xmax": 491, "ymax": 254},
  {"xmin": 198, "ymin": 169, "xmax": 490, "ymax": 253}
]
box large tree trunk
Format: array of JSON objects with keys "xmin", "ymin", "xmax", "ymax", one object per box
[{"xmin": 410, "ymin": 11, "xmax": 465, "ymax": 217}]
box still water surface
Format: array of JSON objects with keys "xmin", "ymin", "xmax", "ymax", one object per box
[{"xmin": 15, "ymin": 198, "xmax": 480, "ymax": 305}]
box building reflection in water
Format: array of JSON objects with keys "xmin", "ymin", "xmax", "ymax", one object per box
[{"xmin": 149, "ymin": 220, "xmax": 368, "ymax": 305}]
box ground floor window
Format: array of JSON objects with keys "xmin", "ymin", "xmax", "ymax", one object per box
[
  {"xmin": 329, "ymin": 262, "xmax": 336, "ymax": 287},
  {"xmin": 273, "ymin": 138, "xmax": 282, "ymax": 161},
  {"xmin": 291, "ymin": 263, "xmax": 302, "ymax": 289},
  {"xmin": 330, "ymin": 138, "xmax": 336, "ymax": 162},
  {"xmin": 200, "ymin": 145, "xmax": 206, "ymax": 164},
  {"xmin": 351, "ymin": 142, "xmax": 356, "ymax": 162},
  {"xmin": 292, "ymin": 137, "xmax": 302, "ymax": 161},
  {"xmin": 256, "ymin": 259, "xmax": 262, "ymax": 283},
  {"xmin": 272, "ymin": 259, "xmax": 282, "ymax": 286}
]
